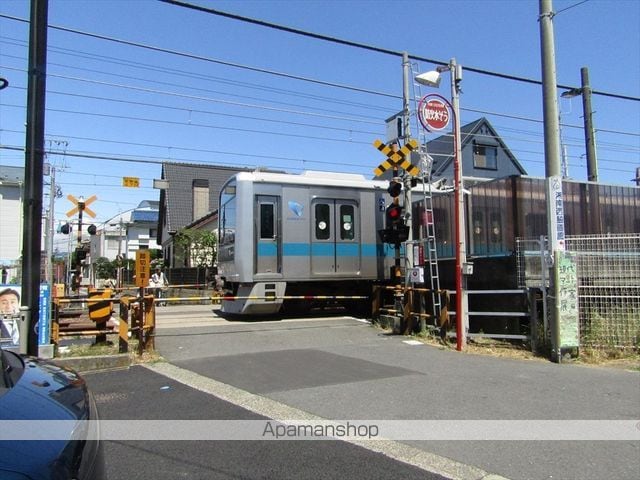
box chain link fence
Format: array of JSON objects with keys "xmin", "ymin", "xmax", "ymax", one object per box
[{"xmin": 516, "ymin": 234, "xmax": 640, "ymax": 350}]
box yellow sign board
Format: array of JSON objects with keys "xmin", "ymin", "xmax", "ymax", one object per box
[
  {"xmin": 135, "ymin": 250, "xmax": 151, "ymax": 288},
  {"xmin": 123, "ymin": 177, "xmax": 140, "ymax": 188}
]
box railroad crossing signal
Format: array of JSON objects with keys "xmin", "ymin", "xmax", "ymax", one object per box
[
  {"xmin": 373, "ymin": 139, "xmax": 419, "ymax": 177},
  {"xmin": 66, "ymin": 194, "xmax": 97, "ymax": 218}
]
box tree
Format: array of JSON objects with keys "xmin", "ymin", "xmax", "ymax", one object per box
[
  {"xmin": 94, "ymin": 257, "xmax": 116, "ymax": 279},
  {"xmin": 173, "ymin": 228, "xmax": 217, "ymax": 268}
]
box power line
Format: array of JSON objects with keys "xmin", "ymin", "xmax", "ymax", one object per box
[
  {"xmin": 0, "ymin": 13, "xmax": 401, "ymax": 100},
  {"xmin": 2, "ymin": 20, "xmax": 638, "ymax": 140},
  {"xmin": 156, "ymin": 0, "xmax": 639, "ymax": 102},
  {"xmin": 2, "ymin": 11, "xmax": 638, "ymax": 101}
]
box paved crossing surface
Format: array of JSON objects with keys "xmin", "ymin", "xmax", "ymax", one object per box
[{"xmin": 88, "ymin": 305, "xmax": 639, "ymax": 480}]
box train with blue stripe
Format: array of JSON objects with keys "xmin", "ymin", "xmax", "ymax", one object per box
[{"xmin": 217, "ymin": 170, "xmax": 396, "ymax": 314}]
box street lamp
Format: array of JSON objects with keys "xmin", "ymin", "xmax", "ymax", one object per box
[{"xmin": 416, "ymin": 58, "xmax": 468, "ymax": 351}]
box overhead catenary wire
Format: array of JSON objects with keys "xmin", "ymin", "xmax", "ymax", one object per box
[
  {"xmin": 157, "ymin": 0, "xmax": 640, "ymax": 102},
  {"xmin": 0, "ymin": 9, "xmax": 637, "ymax": 186}
]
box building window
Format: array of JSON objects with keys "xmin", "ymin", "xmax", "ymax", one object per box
[
  {"xmin": 149, "ymin": 228, "xmax": 157, "ymax": 239},
  {"xmin": 473, "ymin": 143, "xmax": 498, "ymax": 170}
]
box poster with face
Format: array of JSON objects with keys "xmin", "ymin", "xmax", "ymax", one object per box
[{"xmin": 0, "ymin": 285, "xmax": 21, "ymax": 345}]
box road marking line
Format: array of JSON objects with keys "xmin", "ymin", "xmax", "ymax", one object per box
[
  {"xmin": 145, "ymin": 362, "xmax": 509, "ymax": 480},
  {"xmin": 403, "ymin": 340, "xmax": 423, "ymax": 346}
]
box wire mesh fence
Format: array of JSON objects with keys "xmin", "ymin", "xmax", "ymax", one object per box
[{"xmin": 516, "ymin": 233, "xmax": 640, "ymax": 350}]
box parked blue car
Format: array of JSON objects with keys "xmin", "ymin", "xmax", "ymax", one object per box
[{"xmin": 0, "ymin": 345, "xmax": 106, "ymax": 479}]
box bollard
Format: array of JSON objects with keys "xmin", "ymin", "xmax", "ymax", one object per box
[{"xmin": 17, "ymin": 306, "xmax": 29, "ymax": 355}]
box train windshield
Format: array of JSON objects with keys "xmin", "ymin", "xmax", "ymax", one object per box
[{"xmin": 219, "ymin": 182, "xmax": 236, "ymax": 246}]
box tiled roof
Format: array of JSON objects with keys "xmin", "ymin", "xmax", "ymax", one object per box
[
  {"xmin": 160, "ymin": 162, "xmax": 251, "ymax": 234},
  {"xmin": 0, "ymin": 165, "xmax": 25, "ymax": 183}
]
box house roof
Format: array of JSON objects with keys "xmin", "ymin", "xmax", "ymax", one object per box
[
  {"xmin": 159, "ymin": 162, "xmax": 253, "ymax": 236},
  {"xmin": 0, "ymin": 165, "xmax": 25, "ymax": 184},
  {"xmin": 427, "ymin": 117, "xmax": 526, "ymax": 177},
  {"xmin": 131, "ymin": 209, "xmax": 158, "ymax": 223}
]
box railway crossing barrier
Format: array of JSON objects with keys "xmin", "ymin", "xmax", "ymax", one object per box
[
  {"xmin": 373, "ymin": 285, "xmax": 537, "ymax": 349},
  {"xmin": 51, "ymin": 290, "xmax": 156, "ymax": 356}
]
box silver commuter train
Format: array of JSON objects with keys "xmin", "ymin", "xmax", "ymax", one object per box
[{"xmin": 217, "ymin": 170, "xmax": 396, "ymax": 314}]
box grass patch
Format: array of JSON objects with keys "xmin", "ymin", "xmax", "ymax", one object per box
[
  {"xmin": 57, "ymin": 337, "xmax": 163, "ymax": 364},
  {"xmin": 375, "ymin": 322, "xmax": 638, "ymax": 369}
]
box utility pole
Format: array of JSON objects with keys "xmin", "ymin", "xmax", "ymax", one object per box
[
  {"xmin": 580, "ymin": 67, "xmax": 598, "ymax": 182},
  {"xmin": 540, "ymin": 0, "xmax": 570, "ymax": 363},
  {"xmin": 45, "ymin": 163, "xmax": 56, "ymax": 286},
  {"xmin": 402, "ymin": 52, "xmax": 413, "ymax": 282},
  {"xmin": 21, "ymin": 0, "xmax": 49, "ymax": 356}
]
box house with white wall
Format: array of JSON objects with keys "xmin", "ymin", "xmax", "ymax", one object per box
[
  {"xmin": 90, "ymin": 200, "xmax": 161, "ymax": 262},
  {"xmin": 0, "ymin": 165, "xmax": 24, "ymax": 283}
]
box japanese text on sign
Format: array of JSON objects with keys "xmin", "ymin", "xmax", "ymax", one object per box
[
  {"xmin": 123, "ymin": 177, "xmax": 140, "ymax": 188},
  {"xmin": 135, "ymin": 250, "xmax": 151, "ymax": 288}
]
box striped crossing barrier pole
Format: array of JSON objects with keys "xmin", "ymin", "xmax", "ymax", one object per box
[
  {"xmin": 141, "ymin": 295, "xmax": 155, "ymax": 353},
  {"xmin": 51, "ymin": 298, "xmax": 60, "ymax": 348},
  {"xmin": 118, "ymin": 297, "xmax": 131, "ymax": 353},
  {"xmin": 150, "ymin": 294, "xmax": 370, "ymax": 303},
  {"xmin": 220, "ymin": 295, "xmax": 370, "ymax": 301}
]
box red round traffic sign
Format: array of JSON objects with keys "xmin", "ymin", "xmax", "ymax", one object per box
[{"xmin": 418, "ymin": 94, "xmax": 451, "ymax": 132}]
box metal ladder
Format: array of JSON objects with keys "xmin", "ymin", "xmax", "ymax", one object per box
[{"xmin": 410, "ymin": 62, "xmax": 442, "ymax": 325}]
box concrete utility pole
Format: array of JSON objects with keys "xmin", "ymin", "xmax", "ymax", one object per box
[
  {"xmin": 539, "ymin": 0, "xmax": 566, "ymax": 362},
  {"xmin": 21, "ymin": 0, "xmax": 49, "ymax": 356},
  {"xmin": 580, "ymin": 67, "xmax": 598, "ymax": 182},
  {"xmin": 539, "ymin": 0, "xmax": 562, "ymax": 179}
]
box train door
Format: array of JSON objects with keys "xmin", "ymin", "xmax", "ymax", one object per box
[
  {"xmin": 311, "ymin": 199, "xmax": 360, "ymax": 275},
  {"xmin": 255, "ymin": 195, "xmax": 281, "ymax": 274}
]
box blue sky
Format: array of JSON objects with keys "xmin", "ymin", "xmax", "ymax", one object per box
[{"xmin": 1, "ymin": 0, "xmax": 638, "ymax": 252}]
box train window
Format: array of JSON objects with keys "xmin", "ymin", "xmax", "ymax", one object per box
[
  {"xmin": 260, "ymin": 204, "xmax": 274, "ymax": 239},
  {"xmin": 490, "ymin": 211, "xmax": 502, "ymax": 244},
  {"xmin": 219, "ymin": 183, "xmax": 236, "ymax": 245},
  {"xmin": 315, "ymin": 204, "xmax": 331, "ymax": 240},
  {"xmin": 472, "ymin": 210, "xmax": 484, "ymax": 241},
  {"xmin": 473, "ymin": 143, "xmax": 497, "ymax": 170},
  {"xmin": 340, "ymin": 205, "xmax": 355, "ymax": 240}
]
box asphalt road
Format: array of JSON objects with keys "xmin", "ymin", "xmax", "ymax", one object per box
[
  {"xmin": 84, "ymin": 365, "xmax": 447, "ymax": 480},
  {"xmin": 86, "ymin": 304, "xmax": 639, "ymax": 480}
]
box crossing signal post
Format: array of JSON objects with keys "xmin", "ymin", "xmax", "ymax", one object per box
[
  {"xmin": 66, "ymin": 194, "xmax": 97, "ymax": 292},
  {"xmin": 380, "ymin": 179, "xmax": 409, "ymax": 246}
]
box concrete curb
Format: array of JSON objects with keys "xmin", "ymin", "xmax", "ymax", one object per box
[{"xmin": 52, "ymin": 354, "xmax": 131, "ymax": 373}]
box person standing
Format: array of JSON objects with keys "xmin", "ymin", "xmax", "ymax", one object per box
[{"xmin": 150, "ymin": 267, "xmax": 168, "ymax": 306}]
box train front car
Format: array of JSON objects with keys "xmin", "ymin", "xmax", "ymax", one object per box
[{"xmin": 217, "ymin": 171, "xmax": 393, "ymax": 315}]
